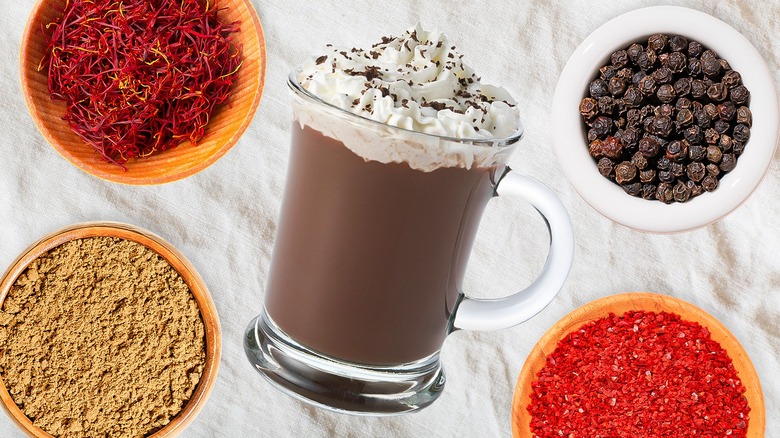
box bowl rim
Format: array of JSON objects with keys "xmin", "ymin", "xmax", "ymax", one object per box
[
  {"xmin": 0, "ymin": 222, "xmax": 221, "ymax": 438},
  {"xmin": 552, "ymin": 5, "xmax": 779, "ymax": 233},
  {"xmin": 19, "ymin": 0, "xmax": 267, "ymax": 185},
  {"xmin": 511, "ymin": 292, "xmax": 765, "ymax": 437}
]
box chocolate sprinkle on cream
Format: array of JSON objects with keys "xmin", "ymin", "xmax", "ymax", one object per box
[{"xmin": 297, "ymin": 24, "xmax": 520, "ymax": 139}]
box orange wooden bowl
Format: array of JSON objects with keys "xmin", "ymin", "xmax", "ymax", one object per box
[
  {"xmin": 20, "ymin": 0, "xmax": 266, "ymax": 185},
  {"xmin": 0, "ymin": 222, "xmax": 221, "ymax": 437},
  {"xmin": 512, "ymin": 292, "xmax": 764, "ymax": 437}
]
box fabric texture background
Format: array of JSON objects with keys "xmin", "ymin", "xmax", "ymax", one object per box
[{"xmin": 1, "ymin": 0, "xmax": 778, "ymax": 436}]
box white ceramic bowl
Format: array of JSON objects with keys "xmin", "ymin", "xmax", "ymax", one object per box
[{"xmin": 552, "ymin": 6, "xmax": 779, "ymax": 233}]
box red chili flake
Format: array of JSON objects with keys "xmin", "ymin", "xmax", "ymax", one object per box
[
  {"xmin": 527, "ymin": 311, "xmax": 750, "ymax": 437},
  {"xmin": 42, "ymin": 0, "xmax": 243, "ymax": 169}
]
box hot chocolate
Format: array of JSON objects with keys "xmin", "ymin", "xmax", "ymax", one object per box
[{"xmin": 263, "ymin": 26, "xmax": 521, "ymax": 365}]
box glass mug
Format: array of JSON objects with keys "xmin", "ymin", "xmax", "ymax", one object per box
[{"xmin": 245, "ymin": 70, "xmax": 574, "ymax": 415}]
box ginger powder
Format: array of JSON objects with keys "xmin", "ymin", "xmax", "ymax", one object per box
[{"xmin": 0, "ymin": 236, "xmax": 206, "ymax": 437}]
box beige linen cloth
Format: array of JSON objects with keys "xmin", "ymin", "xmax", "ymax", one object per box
[{"xmin": 1, "ymin": 0, "xmax": 778, "ymax": 436}]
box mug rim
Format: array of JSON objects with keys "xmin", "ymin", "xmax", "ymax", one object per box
[{"xmin": 287, "ymin": 69, "xmax": 525, "ymax": 148}]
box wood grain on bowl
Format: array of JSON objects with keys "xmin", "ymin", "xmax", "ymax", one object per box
[
  {"xmin": 20, "ymin": 0, "xmax": 266, "ymax": 185},
  {"xmin": 511, "ymin": 292, "xmax": 764, "ymax": 438},
  {"xmin": 0, "ymin": 223, "xmax": 220, "ymax": 438}
]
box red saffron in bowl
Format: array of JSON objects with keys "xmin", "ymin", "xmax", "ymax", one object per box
[
  {"xmin": 528, "ymin": 311, "xmax": 749, "ymax": 437},
  {"xmin": 41, "ymin": 0, "xmax": 243, "ymax": 168}
]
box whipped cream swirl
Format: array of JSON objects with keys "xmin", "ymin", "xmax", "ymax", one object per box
[{"xmin": 297, "ymin": 25, "xmax": 521, "ymax": 139}]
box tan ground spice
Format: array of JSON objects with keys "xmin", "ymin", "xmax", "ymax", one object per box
[{"xmin": 0, "ymin": 236, "xmax": 205, "ymax": 437}]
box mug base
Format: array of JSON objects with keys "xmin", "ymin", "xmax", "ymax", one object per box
[{"xmin": 243, "ymin": 310, "xmax": 446, "ymax": 416}]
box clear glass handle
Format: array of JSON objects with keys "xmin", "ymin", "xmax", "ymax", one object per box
[{"xmin": 453, "ymin": 171, "xmax": 574, "ymax": 331}]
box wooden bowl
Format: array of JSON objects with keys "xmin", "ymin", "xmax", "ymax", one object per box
[
  {"xmin": 0, "ymin": 222, "xmax": 221, "ymax": 437},
  {"xmin": 512, "ymin": 292, "xmax": 764, "ymax": 437},
  {"xmin": 20, "ymin": 0, "xmax": 266, "ymax": 185}
]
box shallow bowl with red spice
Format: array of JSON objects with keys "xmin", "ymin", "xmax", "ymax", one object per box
[
  {"xmin": 512, "ymin": 292, "xmax": 763, "ymax": 437},
  {"xmin": 552, "ymin": 6, "xmax": 779, "ymax": 233},
  {"xmin": 0, "ymin": 222, "xmax": 221, "ymax": 437},
  {"xmin": 20, "ymin": 0, "xmax": 266, "ymax": 185}
]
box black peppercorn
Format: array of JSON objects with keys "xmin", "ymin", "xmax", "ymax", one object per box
[
  {"xmin": 622, "ymin": 182, "xmax": 642, "ymax": 196},
  {"xmin": 673, "ymin": 77, "xmax": 692, "ymax": 97},
  {"xmin": 719, "ymin": 134, "xmax": 733, "ymax": 152},
  {"xmin": 719, "ymin": 153, "xmax": 737, "ymax": 172},
  {"xmin": 627, "ymin": 43, "xmax": 644, "ymax": 64},
  {"xmin": 665, "ymin": 52, "xmax": 687, "ymax": 73},
  {"xmin": 608, "ymin": 77, "xmax": 627, "ymax": 97},
  {"xmin": 636, "ymin": 50, "xmax": 656, "ymax": 70},
  {"xmin": 702, "ymin": 57, "xmax": 722, "ymax": 77},
  {"xmin": 702, "ymin": 175, "xmax": 718, "ymax": 192},
  {"xmin": 701, "ymin": 49, "xmax": 718, "ymax": 60},
  {"xmin": 656, "ymin": 104, "xmax": 674, "ymax": 117},
  {"xmin": 670, "ymin": 161, "xmax": 685, "ymax": 178},
  {"xmin": 722, "ymin": 70, "xmax": 742, "ymax": 88},
  {"xmin": 652, "ymin": 67, "xmax": 674, "ymax": 84},
  {"xmin": 730, "ymin": 85, "xmax": 750, "ymax": 105},
  {"xmin": 589, "ymin": 115, "xmax": 613, "ymax": 139},
  {"xmin": 648, "ymin": 34, "xmax": 667, "ymax": 52},
  {"xmin": 616, "ymin": 68, "xmax": 633, "ymax": 80},
  {"xmin": 686, "ymin": 162, "xmax": 706, "ymax": 182},
  {"xmin": 657, "ymin": 84, "xmax": 676, "ymax": 103},
  {"xmin": 589, "ymin": 79, "xmax": 610, "ymax": 98},
  {"xmin": 638, "ymin": 75, "xmax": 657, "ymax": 95},
  {"xmin": 689, "ymin": 144, "xmax": 706, "ymax": 161},
  {"xmin": 717, "ymin": 101, "xmax": 736, "ymax": 121},
  {"xmin": 638, "ymin": 137, "xmax": 661, "ymax": 158},
  {"xmin": 688, "ymin": 41, "xmax": 704, "ymax": 58},
  {"xmin": 600, "ymin": 65, "xmax": 617, "ymax": 81},
  {"xmin": 707, "ymin": 83, "xmax": 728, "ymax": 101},
  {"xmin": 676, "ymin": 109, "xmax": 694, "ymax": 128},
  {"xmin": 688, "ymin": 58, "xmax": 702, "ymax": 76},
  {"xmin": 704, "ymin": 103, "xmax": 719, "ymax": 119},
  {"xmin": 691, "ymin": 79, "xmax": 708, "ymax": 99},
  {"xmin": 631, "ymin": 151, "xmax": 648, "ymax": 170},
  {"xmin": 733, "ymin": 124, "xmax": 751, "ymax": 143},
  {"xmin": 611, "ymin": 50, "xmax": 629, "ymax": 69},
  {"xmin": 693, "ymin": 109, "xmax": 711, "ymax": 128},
  {"xmin": 597, "ymin": 157, "xmax": 615, "ymax": 178},
  {"xmin": 649, "ymin": 115, "xmax": 673, "ymax": 137},
  {"xmin": 622, "ymin": 87, "xmax": 643, "ymax": 108},
  {"xmin": 622, "ymin": 127, "xmax": 641, "ymax": 147},
  {"xmin": 598, "ymin": 96, "xmax": 616, "ymax": 115},
  {"xmin": 656, "ymin": 182, "xmax": 674, "ymax": 203},
  {"xmin": 632, "ymin": 71, "xmax": 647, "ymax": 87},
  {"xmin": 673, "ymin": 180, "xmax": 691, "ymax": 202},
  {"xmin": 706, "ymin": 163, "xmax": 720, "ymax": 177},
  {"xmin": 689, "ymin": 181, "xmax": 703, "ymax": 197},
  {"xmin": 669, "ymin": 35, "xmax": 688, "ymax": 52},
  {"xmin": 615, "ymin": 161, "xmax": 637, "ymax": 184},
  {"xmin": 736, "ymin": 106, "xmax": 752, "ymax": 126},
  {"xmin": 656, "ymin": 155, "xmax": 672, "ymax": 171},
  {"xmin": 675, "ymin": 97, "xmax": 692, "ymax": 111},
  {"xmin": 579, "ymin": 98, "xmax": 599, "ymax": 119},
  {"xmin": 658, "ymin": 169, "xmax": 674, "ymax": 183},
  {"xmin": 640, "ymin": 169, "xmax": 657, "ymax": 183},
  {"xmin": 642, "ymin": 184, "xmax": 657, "ymax": 199},
  {"xmin": 713, "ymin": 119, "xmax": 730, "ymax": 135},
  {"xmin": 705, "ymin": 128, "xmax": 720, "ymax": 145},
  {"xmin": 706, "ymin": 145, "xmax": 722, "ymax": 163},
  {"xmin": 685, "ymin": 126, "xmax": 704, "ymax": 144}
]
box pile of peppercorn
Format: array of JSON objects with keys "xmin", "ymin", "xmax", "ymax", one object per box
[{"xmin": 580, "ymin": 33, "xmax": 751, "ymax": 203}]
